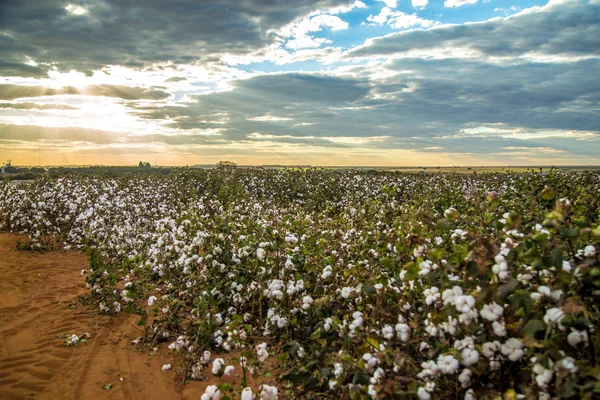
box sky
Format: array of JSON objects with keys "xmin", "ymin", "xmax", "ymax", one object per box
[{"xmin": 0, "ymin": 0, "xmax": 599, "ymax": 167}]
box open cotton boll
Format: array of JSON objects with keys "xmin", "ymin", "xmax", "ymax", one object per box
[
  {"xmin": 201, "ymin": 385, "xmax": 222, "ymax": 400},
  {"xmin": 211, "ymin": 358, "xmax": 225, "ymax": 375},
  {"xmin": 259, "ymin": 384, "xmax": 278, "ymax": 400},
  {"xmin": 241, "ymin": 387, "xmax": 255, "ymax": 400},
  {"xmin": 256, "ymin": 343, "xmax": 268, "ymax": 363},
  {"xmin": 161, "ymin": 364, "xmax": 172, "ymax": 372},
  {"xmin": 224, "ymin": 365, "xmax": 234, "ymax": 375},
  {"xmin": 147, "ymin": 295, "xmax": 157, "ymax": 306}
]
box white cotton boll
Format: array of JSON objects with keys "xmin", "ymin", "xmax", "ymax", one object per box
[
  {"xmin": 533, "ymin": 363, "xmax": 553, "ymax": 388},
  {"xmin": 437, "ymin": 354, "xmax": 459, "ymax": 374},
  {"xmin": 260, "ymin": 384, "xmax": 278, "ymax": 400},
  {"xmin": 424, "ymin": 287, "xmax": 440, "ymax": 305},
  {"xmin": 442, "ymin": 286, "xmax": 463, "ymax": 306},
  {"xmin": 395, "ymin": 323, "xmax": 410, "ymax": 341},
  {"xmin": 321, "ymin": 265, "xmax": 332, "ymax": 279},
  {"xmin": 277, "ymin": 317, "xmax": 288, "ymax": 329},
  {"xmin": 458, "ymin": 368, "xmax": 472, "ymax": 388},
  {"xmin": 567, "ymin": 329, "xmax": 589, "ymax": 347},
  {"xmin": 382, "ymin": 325, "xmax": 394, "ymax": 340},
  {"xmin": 256, "ymin": 247, "xmax": 266, "ymax": 260},
  {"xmin": 334, "ymin": 363, "xmax": 344, "ymax": 377},
  {"xmin": 224, "ymin": 365, "xmax": 234, "ymax": 376},
  {"xmin": 492, "ymin": 320, "xmax": 507, "ymax": 337},
  {"xmin": 500, "ymin": 338, "xmax": 524, "ymax": 361},
  {"xmin": 328, "ymin": 380, "xmax": 338, "ymax": 390},
  {"xmin": 557, "ymin": 357, "xmax": 578, "ymax": 375},
  {"xmin": 461, "ymin": 349, "xmax": 479, "ymax": 367},
  {"xmin": 417, "ymin": 387, "xmax": 431, "ymax": 400},
  {"xmin": 455, "ymin": 295, "xmax": 476, "ymax": 314},
  {"xmin": 256, "ymin": 343, "xmax": 268, "ymax": 363},
  {"xmin": 241, "ymin": 387, "xmax": 255, "ymax": 400},
  {"xmin": 212, "ymin": 358, "xmax": 224, "ymax": 375},
  {"xmin": 201, "ymin": 385, "xmax": 222, "ymax": 400},
  {"xmin": 464, "ymin": 388, "xmax": 475, "ymax": 400},
  {"xmin": 584, "ymin": 245, "xmax": 596, "ymax": 257},
  {"xmin": 538, "ymin": 286, "xmax": 551, "ymax": 297},
  {"xmin": 147, "ymin": 295, "xmax": 157, "ymax": 306},
  {"xmin": 324, "ymin": 317, "xmax": 333, "ymax": 331},
  {"xmin": 481, "ymin": 302, "xmax": 503, "ymax": 321},
  {"xmin": 543, "ymin": 307, "xmax": 565, "ymax": 329},
  {"xmin": 161, "ymin": 363, "xmax": 172, "ymax": 372},
  {"xmin": 302, "ymin": 295, "xmax": 314, "ymax": 310},
  {"xmin": 482, "ymin": 341, "xmax": 501, "ymax": 358}
]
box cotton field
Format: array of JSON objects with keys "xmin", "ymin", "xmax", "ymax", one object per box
[{"xmin": 1, "ymin": 168, "xmax": 599, "ymax": 399}]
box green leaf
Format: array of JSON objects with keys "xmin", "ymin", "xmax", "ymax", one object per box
[
  {"xmin": 405, "ymin": 262, "xmax": 418, "ymax": 281},
  {"xmin": 103, "ymin": 383, "xmax": 113, "ymax": 390},
  {"xmin": 524, "ymin": 319, "xmax": 545, "ymax": 339},
  {"xmin": 561, "ymin": 227, "xmax": 580, "ymax": 238},
  {"xmin": 497, "ymin": 278, "xmax": 519, "ymax": 301}
]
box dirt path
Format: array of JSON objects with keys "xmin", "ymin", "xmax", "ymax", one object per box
[{"xmin": 0, "ymin": 233, "xmax": 180, "ymax": 400}]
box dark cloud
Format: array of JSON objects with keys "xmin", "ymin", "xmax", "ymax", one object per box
[
  {"xmin": 347, "ymin": 0, "xmax": 600, "ymax": 59},
  {"xmin": 0, "ymin": 0, "xmax": 352, "ymax": 76},
  {"xmin": 164, "ymin": 77, "xmax": 187, "ymax": 83},
  {"xmin": 0, "ymin": 84, "xmax": 170, "ymax": 100},
  {"xmin": 0, "ymin": 102, "xmax": 78, "ymax": 110},
  {"xmin": 129, "ymin": 57, "xmax": 599, "ymax": 156}
]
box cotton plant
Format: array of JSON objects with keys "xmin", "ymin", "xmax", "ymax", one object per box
[{"xmin": 0, "ymin": 168, "xmax": 598, "ymax": 399}]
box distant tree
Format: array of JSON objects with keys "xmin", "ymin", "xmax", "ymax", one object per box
[
  {"xmin": 139, "ymin": 161, "xmax": 143, "ymax": 167},
  {"xmin": 138, "ymin": 161, "xmax": 151, "ymax": 168},
  {"xmin": 5, "ymin": 166, "xmax": 18, "ymax": 173},
  {"xmin": 217, "ymin": 160, "xmax": 237, "ymax": 168},
  {"xmin": 31, "ymin": 167, "xmax": 46, "ymax": 173}
]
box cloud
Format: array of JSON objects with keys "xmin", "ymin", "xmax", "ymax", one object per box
[
  {"xmin": 444, "ymin": 0, "xmax": 479, "ymax": 7},
  {"xmin": 412, "ymin": 0, "xmax": 429, "ymax": 8},
  {"xmin": 367, "ymin": 7, "xmax": 438, "ymax": 29},
  {"xmin": 349, "ymin": 0, "xmax": 600, "ymax": 59},
  {"xmin": 0, "ymin": 102, "xmax": 78, "ymax": 111},
  {"xmin": 0, "ymin": 84, "xmax": 170, "ymax": 100},
  {"xmin": 378, "ymin": 0, "xmax": 398, "ymax": 8},
  {"xmin": 0, "ymin": 0, "xmax": 354, "ymax": 77},
  {"xmin": 283, "ymin": 14, "xmax": 349, "ymax": 50}
]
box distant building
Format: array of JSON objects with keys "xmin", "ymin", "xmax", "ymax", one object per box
[{"xmin": 1, "ymin": 159, "xmax": 11, "ymax": 174}]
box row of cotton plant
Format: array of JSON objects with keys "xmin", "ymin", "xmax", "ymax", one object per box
[{"xmin": 0, "ymin": 168, "xmax": 599, "ymax": 399}]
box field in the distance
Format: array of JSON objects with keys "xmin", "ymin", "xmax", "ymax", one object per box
[{"xmin": 0, "ymin": 168, "xmax": 599, "ymax": 400}]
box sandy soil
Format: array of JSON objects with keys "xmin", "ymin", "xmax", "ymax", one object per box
[{"xmin": 0, "ymin": 233, "xmax": 280, "ymax": 400}]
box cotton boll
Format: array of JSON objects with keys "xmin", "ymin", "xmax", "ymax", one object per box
[
  {"xmin": 259, "ymin": 384, "xmax": 278, "ymax": 400},
  {"xmin": 500, "ymin": 338, "xmax": 524, "ymax": 361},
  {"xmin": 567, "ymin": 329, "xmax": 589, "ymax": 347},
  {"xmin": 417, "ymin": 387, "xmax": 431, "ymax": 400},
  {"xmin": 224, "ymin": 365, "xmax": 234, "ymax": 376},
  {"xmin": 584, "ymin": 245, "xmax": 596, "ymax": 257},
  {"xmin": 481, "ymin": 302, "xmax": 503, "ymax": 321},
  {"xmin": 256, "ymin": 343, "xmax": 268, "ymax": 363},
  {"xmin": 458, "ymin": 369, "xmax": 472, "ymax": 388},
  {"xmin": 211, "ymin": 358, "xmax": 224, "ymax": 375},
  {"xmin": 201, "ymin": 385, "xmax": 222, "ymax": 400},
  {"xmin": 461, "ymin": 349, "xmax": 479, "ymax": 367},
  {"xmin": 241, "ymin": 387, "xmax": 255, "ymax": 400}
]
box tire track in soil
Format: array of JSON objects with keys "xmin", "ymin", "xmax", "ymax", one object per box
[{"xmin": 0, "ymin": 233, "xmax": 180, "ymax": 400}]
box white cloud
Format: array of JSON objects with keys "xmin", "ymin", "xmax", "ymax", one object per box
[
  {"xmin": 367, "ymin": 8, "xmax": 438, "ymax": 29},
  {"xmin": 412, "ymin": 0, "xmax": 429, "ymax": 8},
  {"xmin": 282, "ymin": 14, "xmax": 349, "ymax": 50},
  {"xmin": 444, "ymin": 0, "xmax": 479, "ymax": 8},
  {"xmin": 64, "ymin": 4, "xmax": 88, "ymax": 16},
  {"xmin": 379, "ymin": 0, "xmax": 398, "ymax": 8}
]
